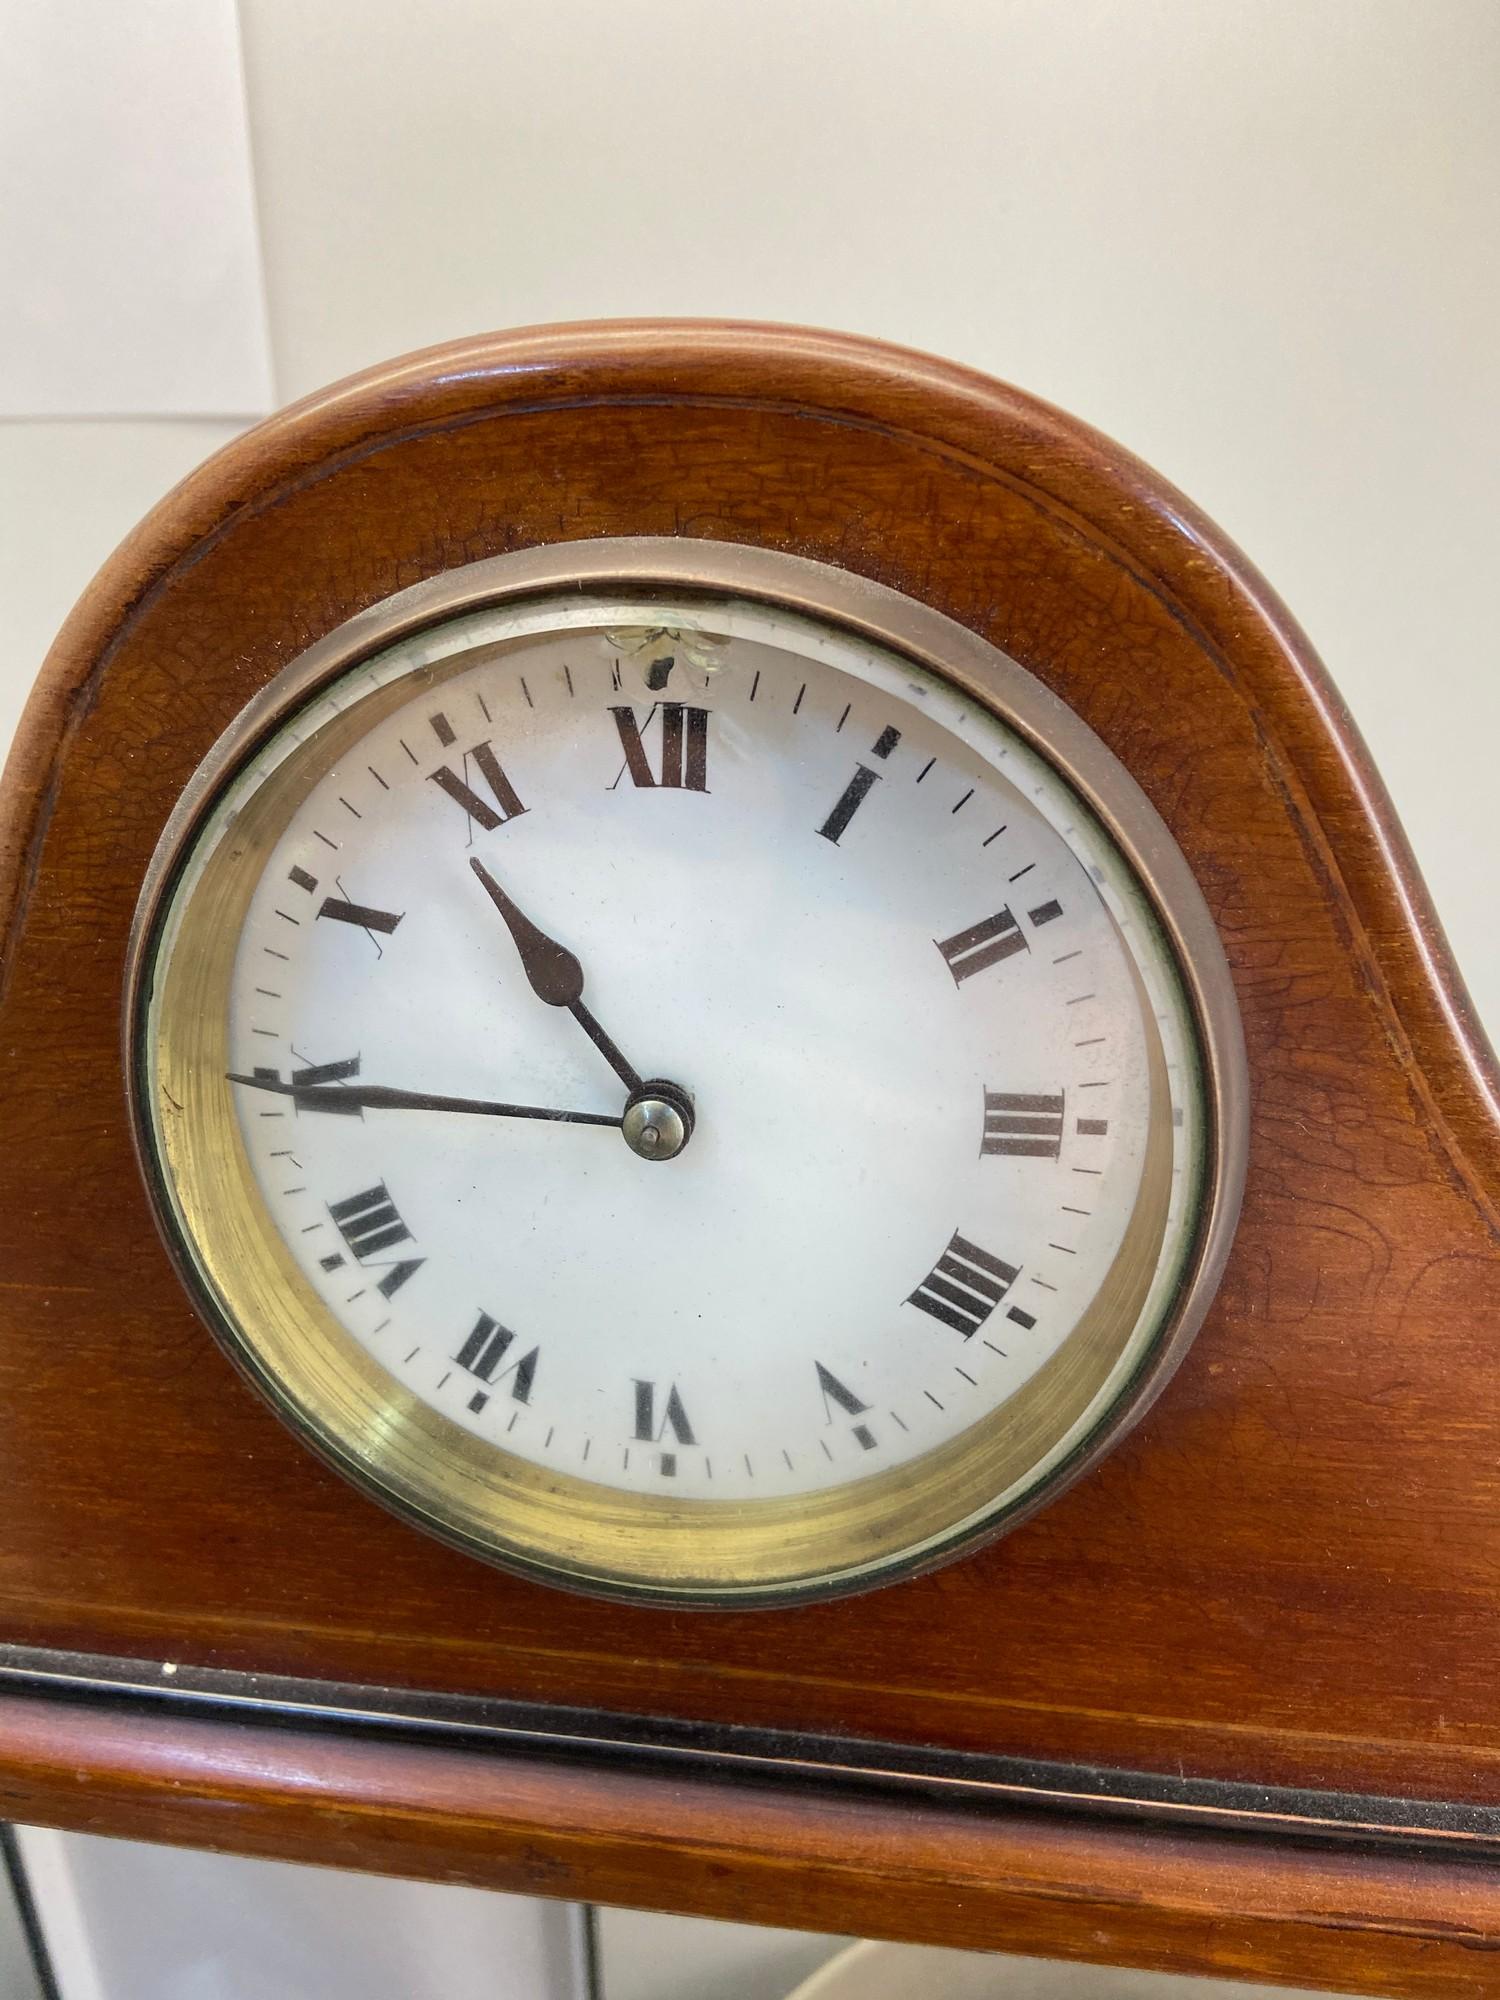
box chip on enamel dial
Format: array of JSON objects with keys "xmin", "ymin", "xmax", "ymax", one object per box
[{"xmin": 129, "ymin": 541, "xmax": 1246, "ymax": 1605}]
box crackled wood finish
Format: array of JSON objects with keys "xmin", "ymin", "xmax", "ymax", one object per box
[{"xmin": 1, "ymin": 323, "xmax": 1497, "ymax": 1994}]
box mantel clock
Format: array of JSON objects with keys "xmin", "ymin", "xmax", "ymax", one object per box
[{"xmin": 1, "ymin": 324, "xmax": 1496, "ymax": 1998}]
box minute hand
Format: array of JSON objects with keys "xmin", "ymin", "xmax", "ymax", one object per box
[
  {"xmin": 227, "ymin": 1071, "xmax": 621, "ymax": 1126},
  {"xmin": 469, "ymin": 858, "xmax": 643, "ymax": 1093}
]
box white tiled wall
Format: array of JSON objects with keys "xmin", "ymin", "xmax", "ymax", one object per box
[{"xmin": 1, "ymin": 3, "xmax": 1495, "ymax": 1996}]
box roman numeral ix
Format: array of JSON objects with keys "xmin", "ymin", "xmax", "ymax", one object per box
[
  {"xmin": 907, "ymin": 1231, "xmax": 1019, "ymax": 1337},
  {"xmin": 611, "ymin": 704, "xmax": 709, "ymax": 791}
]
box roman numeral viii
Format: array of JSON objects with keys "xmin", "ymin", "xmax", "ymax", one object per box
[
  {"xmin": 455, "ymin": 1312, "xmax": 538, "ymax": 1412},
  {"xmin": 983, "ymin": 1090, "xmax": 1064, "ymax": 1159},
  {"xmin": 611, "ymin": 705, "xmax": 709, "ymax": 791},
  {"xmin": 907, "ymin": 1231, "xmax": 1019, "ymax": 1337},
  {"xmin": 428, "ymin": 740, "xmax": 527, "ymax": 831},
  {"xmin": 327, "ymin": 1182, "xmax": 425, "ymax": 1298}
]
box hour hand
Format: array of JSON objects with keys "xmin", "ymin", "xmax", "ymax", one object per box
[
  {"xmin": 226, "ymin": 1064, "xmax": 621, "ymax": 1128},
  {"xmin": 469, "ymin": 858, "xmax": 643, "ymax": 1093}
]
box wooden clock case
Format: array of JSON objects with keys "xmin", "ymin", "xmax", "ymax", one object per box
[{"xmin": 1, "ymin": 322, "xmax": 1498, "ymax": 1996}]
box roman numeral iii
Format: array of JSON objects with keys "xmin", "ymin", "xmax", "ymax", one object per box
[
  {"xmin": 907, "ymin": 1231, "xmax": 1019, "ymax": 1336},
  {"xmin": 983, "ymin": 1090, "xmax": 1065, "ymax": 1159},
  {"xmin": 611, "ymin": 704, "xmax": 709, "ymax": 791},
  {"xmin": 428, "ymin": 740, "xmax": 527, "ymax": 830},
  {"xmin": 455, "ymin": 1311, "xmax": 538, "ymax": 1411},
  {"xmin": 935, "ymin": 906, "xmax": 1028, "ymax": 984}
]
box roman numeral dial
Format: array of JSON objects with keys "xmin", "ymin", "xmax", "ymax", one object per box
[{"xmin": 203, "ymin": 583, "xmax": 1191, "ymax": 1542}]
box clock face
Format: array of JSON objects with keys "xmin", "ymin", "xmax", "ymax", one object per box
[{"xmin": 131, "ymin": 542, "xmax": 1244, "ymax": 1604}]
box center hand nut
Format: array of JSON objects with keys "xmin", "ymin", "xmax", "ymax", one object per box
[{"xmin": 622, "ymin": 1082, "xmax": 694, "ymax": 1162}]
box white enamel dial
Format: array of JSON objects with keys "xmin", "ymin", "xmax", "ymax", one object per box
[{"xmin": 158, "ymin": 589, "xmax": 1202, "ymax": 1510}]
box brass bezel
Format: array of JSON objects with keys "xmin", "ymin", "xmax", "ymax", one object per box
[{"xmin": 125, "ymin": 541, "xmax": 1248, "ymax": 1607}]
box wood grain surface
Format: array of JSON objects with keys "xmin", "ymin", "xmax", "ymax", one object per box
[{"xmin": 1, "ymin": 321, "xmax": 1497, "ymax": 1993}]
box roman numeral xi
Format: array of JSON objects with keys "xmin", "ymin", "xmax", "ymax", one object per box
[{"xmin": 428, "ymin": 733, "xmax": 527, "ymax": 832}]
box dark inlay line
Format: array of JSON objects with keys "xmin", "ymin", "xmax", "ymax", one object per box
[
  {"xmin": 400, "ymin": 738, "xmax": 418, "ymax": 765},
  {"xmin": 314, "ymin": 830, "xmax": 339, "ymax": 850},
  {"xmin": 339, "ymin": 797, "xmax": 361, "ymax": 818},
  {"xmin": 564, "ymin": 664, "xmax": 575, "ymax": 697},
  {"xmin": 836, "ymin": 703, "xmax": 850, "ymax": 732},
  {"xmin": 368, "ymin": 765, "xmax": 389, "ymax": 790},
  {"xmin": 520, "ymin": 677, "xmax": 534, "ymax": 709},
  {"xmin": 477, "ymin": 691, "xmax": 493, "ymax": 723},
  {"xmin": 275, "ymin": 909, "xmax": 300, "ymax": 925},
  {"xmin": 1008, "ymin": 862, "xmax": 1034, "ymax": 883},
  {"xmin": 749, "ymin": 670, "xmax": 760, "ymax": 701},
  {"xmin": 982, "ymin": 825, "xmax": 1007, "ymax": 846},
  {"xmin": 793, "ymin": 683, "xmax": 806, "ymax": 715},
  {"xmin": 951, "ymin": 788, "xmax": 973, "ymax": 814},
  {"xmin": 917, "ymin": 757, "xmax": 935, "ymax": 782}
]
